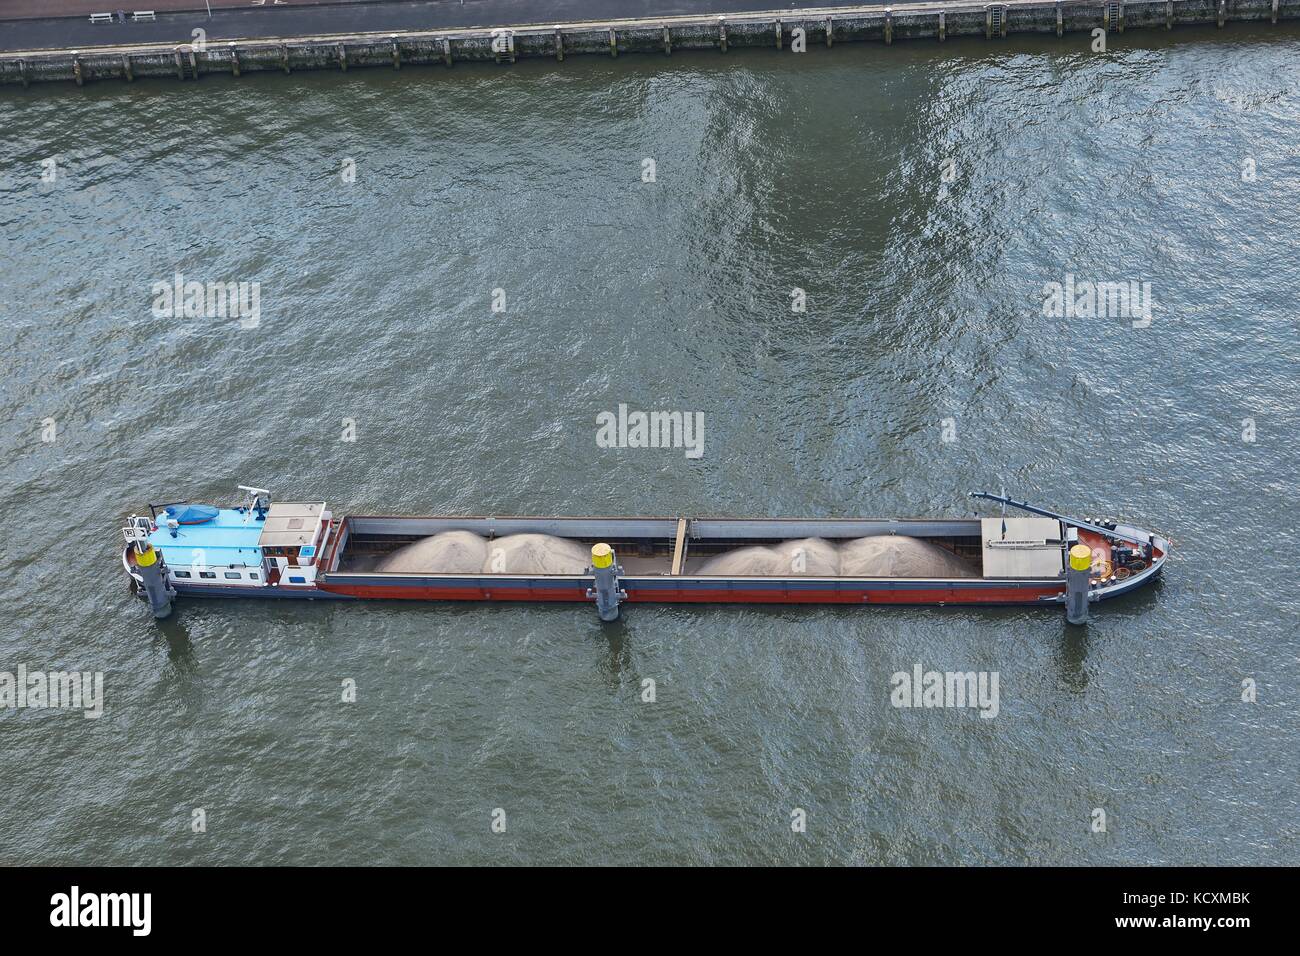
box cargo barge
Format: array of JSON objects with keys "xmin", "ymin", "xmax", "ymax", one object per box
[{"xmin": 121, "ymin": 488, "xmax": 1167, "ymax": 623}]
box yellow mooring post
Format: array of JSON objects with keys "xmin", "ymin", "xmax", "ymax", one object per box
[
  {"xmin": 1066, "ymin": 544, "xmax": 1092, "ymax": 625},
  {"xmin": 587, "ymin": 543, "xmax": 624, "ymax": 621},
  {"xmin": 134, "ymin": 543, "xmax": 175, "ymax": 618}
]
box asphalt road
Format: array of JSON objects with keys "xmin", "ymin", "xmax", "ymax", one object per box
[
  {"xmin": 0, "ymin": 0, "xmax": 923, "ymax": 54},
  {"xmin": 0, "ymin": 0, "xmax": 272, "ymax": 18}
]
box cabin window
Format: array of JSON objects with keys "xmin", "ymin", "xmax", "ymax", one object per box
[
  {"xmin": 288, "ymin": 575, "xmax": 306, "ymax": 584},
  {"xmin": 199, "ymin": 571, "xmax": 216, "ymax": 579},
  {"xmin": 174, "ymin": 571, "xmax": 191, "ymax": 578},
  {"xmin": 224, "ymin": 571, "xmax": 242, "ymax": 580},
  {"xmin": 249, "ymin": 573, "xmax": 259, "ymax": 581}
]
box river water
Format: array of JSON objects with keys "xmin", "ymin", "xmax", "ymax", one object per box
[{"xmin": 1, "ymin": 26, "xmax": 1297, "ymax": 865}]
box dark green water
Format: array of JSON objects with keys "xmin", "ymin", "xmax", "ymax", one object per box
[{"xmin": 1, "ymin": 27, "xmax": 1297, "ymax": 865}]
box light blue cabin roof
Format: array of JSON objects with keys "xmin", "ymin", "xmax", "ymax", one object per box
[{"xmin": 148, "ymin": 508, "xmax": 264, "ymax": 569}]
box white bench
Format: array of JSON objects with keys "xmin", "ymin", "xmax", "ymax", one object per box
[
  {"xmin": 132, "ymin": 10, "xmax": 156, "ymax": 20},
  {"xmin": 89, "ymin": 12, "xmax": 114, "ymax": 22}
]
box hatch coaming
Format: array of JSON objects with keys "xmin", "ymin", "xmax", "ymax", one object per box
[
  {"xmin": 314, "ymin": 572, "xmax": 1067, "ymax": 605},
  {"xmin": 323, "ymin": 514, "xmax": 993, "ymax": 583}
]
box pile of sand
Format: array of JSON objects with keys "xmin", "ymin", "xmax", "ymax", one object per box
[
  {"xmin": 375, "ymin": 531, "xmax": 593, "ymax": 575},
  {"xmin": 482, "ymin": 533, "xmax": 590, "ymax": 575},
  {"xmin": 838, "ymin": 536, "xmax": 977, "ymax": 578},
  {"xmin": 697, "ymin": 537, "xmax": 840, "ymax": 576},
  {"xmin": 376, "ymin": 531, "xmax": 978, "ymax": 579},
  {"xmin": 697, "ymin": 536, "xmax": 977, "ymax": 578},
  {"xmin": 775, "ymin": 537, "xmax": 841, "ymax": 576},
  {"xmin": 696, "ymin": 545, "xmax": 787, "ymax": 576},
  {"xmin": 375, "ymin": 530, "xmax": 489, "ymax": 574}
]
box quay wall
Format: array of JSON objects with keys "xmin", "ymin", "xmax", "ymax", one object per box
[{"xmin": 1, "ymin": 0, "xmax": 1296, "ymax": 87}]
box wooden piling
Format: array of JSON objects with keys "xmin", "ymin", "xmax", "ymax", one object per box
[
  {"xmin": 663, "ymin": 25, "xmax": 670, "ymax": 55},
  {"xmin": 885, "ymin": 8, "xmax": 893, "ymax": 44},
  {"xmin": 609, "ymin": 27, "xmax": 618, "ymax": 56},
  {"xmin": 1217, "ymin": 0, "xmax": 1225, "ymax": 26},
  {"xmin": 776, "ymin": 19, "xmax": 782, "ymax": 49},
  {"xmin": 939, "ymin": 11, "xmax": 946, "ymax": 41},
  {"xmin": 282, "ymin": 44, "xmax": 291, "ymax": 74},
  {"xmin": 189, "ymin": 47, "xmax": 198, "ymax": 78},
  {"xmin": 391, "ymin": 37, "xmax": 400, "ymax": 69},
  {"xmin": 338, "ymin": 43, "xmax": 347, "ymax": 71},
  {"xmin": 720, "ymin": 18, "xmax": 727, "ymax": 53},
  {"xmin": 556, "ymin": 28, "xmax": 564, "ymax": 61},
  {"xmin": 1166, "ymin": 0, "xmax": 1173, "ymax": 28},
  {"xmin": 18, "ymin": 59, "xmax": 28, "ymax": 88},
  {"xmin": 1273, "ymin": 0, "xmax": 1279, "ymax": 23},
  {"xmin": 230, "ymin": 44, "xmax": 240, "ymax": 76},
  {"xmin": 73, "ymin": 53, "xmax": 84, "ymax": 86},
  {"xmin": 442, "ymin": 38, "xmax": 452, "ymax": 66},
  {"xmin": 826, "ymin": 18, "xmax": 833, "ymax": 47},
  {"xmin": 174, "ymin": 48, "xmax": 184, "ymax": 80},
  {"xmin": 1056, "ymin": 1, "xmax": 1063, "ymax": 36},
  {"xmin": 122, "ymin": 53, "xmax": 134, "ymax": 81}
]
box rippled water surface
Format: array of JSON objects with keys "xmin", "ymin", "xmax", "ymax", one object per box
[{"xmin": 1, "ymin": 27, "xmax": 1297, "ymax": 864}]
